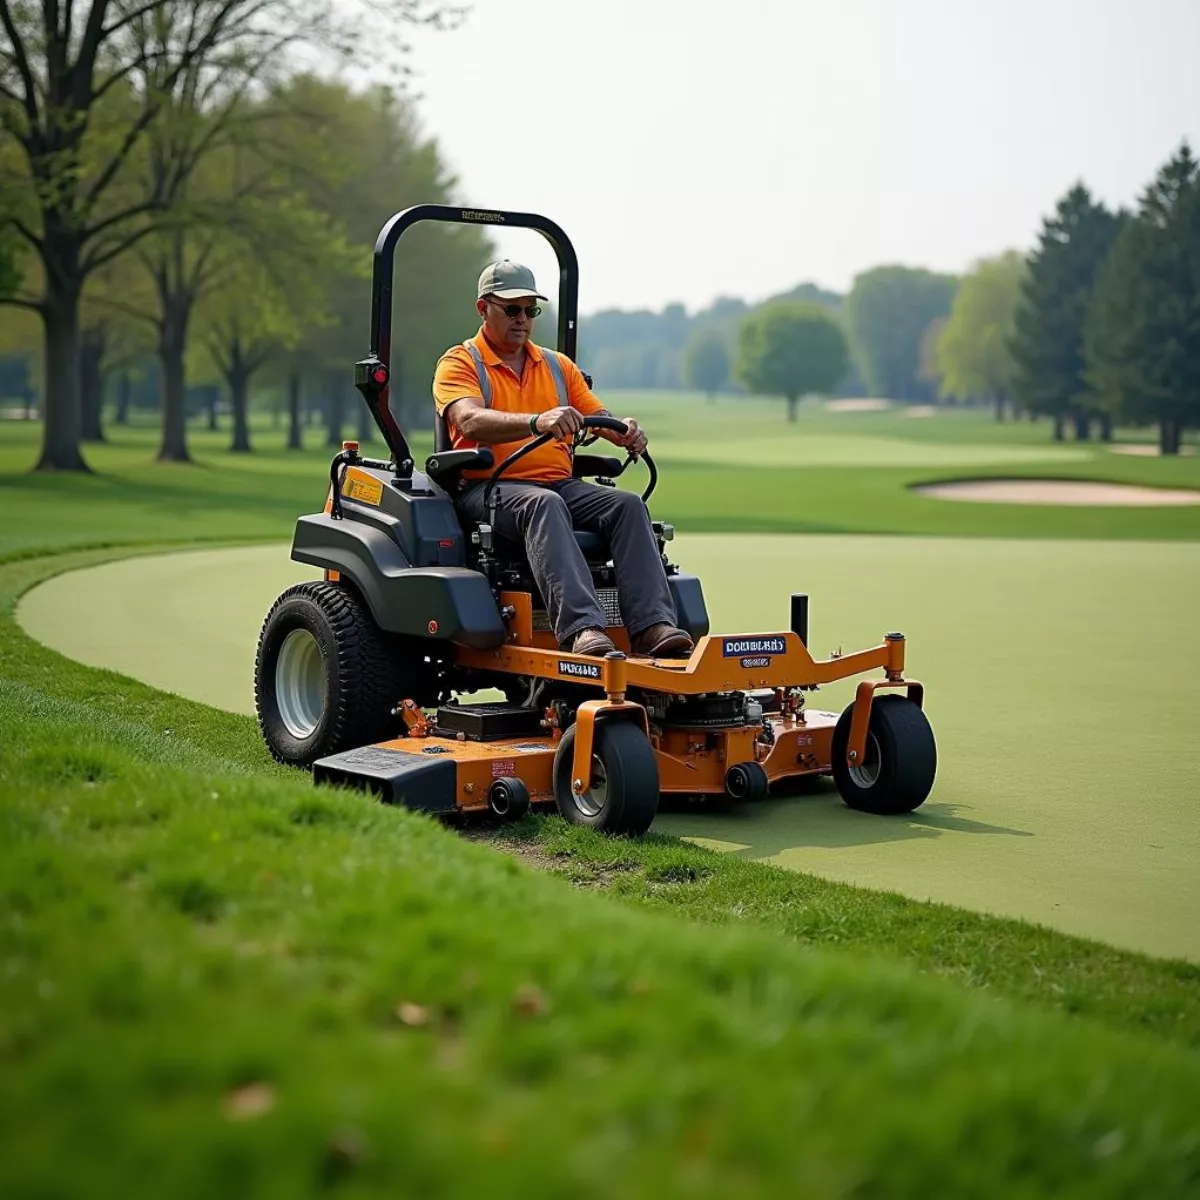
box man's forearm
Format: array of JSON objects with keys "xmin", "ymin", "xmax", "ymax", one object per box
[{"xmin": 456, "ymin": 406, "xmax": 541, "ymax": 443}]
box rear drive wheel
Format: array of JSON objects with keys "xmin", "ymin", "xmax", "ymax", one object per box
[
  {"xmin": 553, "ymin": 721, "xmax": 659, "ymax": 836},
  {"xmin": 255, "ymin": 581, "xmax": 416, "ymax": 767},
  {"xmin": 831, "ymin": 695, "xmax": 936, "ymax": 814}
]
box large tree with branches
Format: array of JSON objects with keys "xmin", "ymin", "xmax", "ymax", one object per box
[{"xmin": 0, "ymin": 0, "xmax": 458, "ymax": 471}]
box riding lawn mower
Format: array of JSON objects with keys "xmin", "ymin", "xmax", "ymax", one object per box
[{"xmin": 254, "ymin": 205, "xmax": 937, "ymax": 836}]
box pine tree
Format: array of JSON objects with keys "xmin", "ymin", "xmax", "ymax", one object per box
[
  {"xmin": 1011, "ymin": 185, "xmax": 1123, "ymax": 441},
  {"xmin": 1084, "ymin": 143, "xmax": 1200, "ymax": 454}
]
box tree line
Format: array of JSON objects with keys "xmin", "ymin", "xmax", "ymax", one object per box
[
  {"xmin": 3, "ymin": 5, "xmax": 1196, "ymax": 462},
  {"xmin": 589, "ymin": 144, "xmax": 1199, "ymax": 451},
  {"xmin": 0, "ymin": 0, "xmax": 486, "ymax": 470}
]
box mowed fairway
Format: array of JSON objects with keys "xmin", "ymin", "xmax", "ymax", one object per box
[{"xmin": 19, "ymin": 532, "xmax": 1200, "ymax": 961}]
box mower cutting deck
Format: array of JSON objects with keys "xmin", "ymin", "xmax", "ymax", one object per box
[{"xmin": 254, "ymin": 203, "xmax": 937, "ymax": 836}]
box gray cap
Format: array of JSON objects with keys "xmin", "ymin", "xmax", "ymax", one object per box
[{"xmin": 477, "ymin": 260, "xmax": 548, "ymax": 301}]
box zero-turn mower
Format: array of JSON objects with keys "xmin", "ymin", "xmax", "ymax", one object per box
[{"xmin": 254, "ymin": 205, "xmax": 937, "ymax": 836}]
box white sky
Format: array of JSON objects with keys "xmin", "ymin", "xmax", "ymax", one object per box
[{"xmin": 402, "ymin": 0, "xmax": 1200, "ymax": 315}]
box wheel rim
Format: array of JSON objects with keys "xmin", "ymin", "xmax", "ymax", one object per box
[
  {"xmin": 276, "ymin": 628, "xmax": 326, "ymax": 740},
  {"xmin": 573, "ymin": 756, "xmax": 608, "ymax": 818},
  {"xmin": 848, "ymin": 732, "xmax": 882, "ymax": 788}
]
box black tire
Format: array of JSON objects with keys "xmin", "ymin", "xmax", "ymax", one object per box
[
  {"xmin": 488, "ymin": 777, "xmax": 531, "ymax": 822},
  {"xmin": 255, "ymin": 581, "xmax": 414, "ymax": 767},
  {"xmin": 725, "ymin": 760, "xmax": 769, "ymax": 801},
  {"xmin": 552, "ymin": 721, "xmax": 660, "ymax": 836},
  {"xmin": 830, "ymin": 695, "xmax": 936, "ymax": 815}
]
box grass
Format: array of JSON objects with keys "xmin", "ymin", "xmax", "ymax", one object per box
[
  {"xmin": 3, "ymin": 404, "xmax": 1200, "ymax": 1194},
  {"xmin": 3, "ymin": 394, "xmax": 1200, "ymax": 556}
]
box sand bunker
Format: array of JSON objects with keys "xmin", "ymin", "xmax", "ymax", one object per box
[
  {"xmin": 904, "ymin": 405, "xmax": 938, "ymax": 419},
  {"xmin": 1110, "ymin": 444, "xmax": 1196, "ymax": 458},
  {"xmin": 824, "ymin": 398, "xmax": 890, "ymax": 413},
  {"xmin": 916, "ymin": 479, "xmax": 1200, "ymax": 506}
]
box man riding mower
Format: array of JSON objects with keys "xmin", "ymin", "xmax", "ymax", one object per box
[{"xmin": 254, "ymin": 205, "xmax": 937, "ymax": 837}]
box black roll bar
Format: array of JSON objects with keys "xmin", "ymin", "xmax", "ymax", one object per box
[{"xmin": 353, "ymin": 204, "xmax": 582, "ymax": 479}]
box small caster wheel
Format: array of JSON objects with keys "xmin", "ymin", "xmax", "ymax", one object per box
[
  {"xmin": 488, "ymin": 776, "xmax": 531, "ymax": 822},
  {"xmin": 725, "ymin": 761, "xmax": 769, "ymax": 801}
]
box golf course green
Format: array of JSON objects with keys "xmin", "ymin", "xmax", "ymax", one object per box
[{"xmin": 19, "ymin": 531, "xmax": 1200, "ymax": 961}]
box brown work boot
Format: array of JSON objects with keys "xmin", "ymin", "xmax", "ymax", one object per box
[
  {"xmin": 570, "ymin": 628, "xmax": 617, "ymax": 657},
  {"xmin": 631, "ymin": 622, "xmax": 694, "ymax": 658}
]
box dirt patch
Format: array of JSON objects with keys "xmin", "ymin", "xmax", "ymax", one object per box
[
  {"xmin": 461, "ymin": 829, "xmax": 642, "ymax": 890},
  {"xmin": 914, "ymin": 479, "xmax": 1200, "ymax": 506},
  {"xmin": 824, "ymin": 398, "xmax": 890, "ymax": 413}
]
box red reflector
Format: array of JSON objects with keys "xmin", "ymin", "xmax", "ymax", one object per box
[
  {"xmin": 438, "ymin": 539, "xmax": 455, "ymax": 548},
  {"xmin": 372, "ymin": 367, "xmax": 388, "ymax": 384}
]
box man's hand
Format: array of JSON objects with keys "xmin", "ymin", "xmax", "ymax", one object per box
[
  {"xmin": 617, "ymin": 417, "xmax": 648, "ymax": 457},
  {"xmin": 533, "ymin": 406, "xmax": 584, "ymax": 441}
]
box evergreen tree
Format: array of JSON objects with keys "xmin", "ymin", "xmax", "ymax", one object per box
[
  {"xmin": 1084, "ymin": 143, "xmax": 1200, "ymax": 454},
  {"xmin": 1011, "ymin": 184, "xmax": 1123, "ymax": 441}
]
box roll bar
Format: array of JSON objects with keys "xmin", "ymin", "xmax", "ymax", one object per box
[{"xmin": 353, "ymin": 204, "xmax": 581, "ymax": 480}]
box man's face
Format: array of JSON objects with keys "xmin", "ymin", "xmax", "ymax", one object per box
[{"xmin": 478, "ymin": 294, "xmax": 539, "ymax": 350}]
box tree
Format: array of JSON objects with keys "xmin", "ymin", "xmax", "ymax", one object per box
[
  {"xmin": 844, "ymin": 266, "xmax": 957, "ymax": 401},
  {"xmin": 0, "ymin": 0, "xmax": 460, "ymax": 472},
  {"xmin": 1085, "ymin": 144, "xmax": 1200, "ymax": 454},
  {"xmin": 682, "ymin": 328, "xmax": 729, "ymax": 401},
  {"xmin": 735, "ymin": 301, "xmax": 848, "ymax": 421},
  {"xmin": 935, "ymin": 250, "xmax": 1026, "ymax": 420},
  {"xmin": 1010, "ymin": 184, "xmax": 1124, "ymax": 441}
]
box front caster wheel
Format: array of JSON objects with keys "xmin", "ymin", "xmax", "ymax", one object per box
[
  {"xmin": 831, "ymin": 695, "xmax": 936, "ymax": 815},
  {"xmin": 488, "ymin": 777, "xmax": 531, "ymax": 823},
  {"xmin": 552, "ymin": 721, "xmax": 659, "ymax": 837}
]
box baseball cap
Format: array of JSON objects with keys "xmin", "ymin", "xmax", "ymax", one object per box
[{"xmin": 477, "ymin": 260, "xmax": 548, "ymax": 301}]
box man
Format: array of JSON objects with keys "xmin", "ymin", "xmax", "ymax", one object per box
[{"xmin": 432, "ymin": 260, "xmax": 694, "ymax": 659}]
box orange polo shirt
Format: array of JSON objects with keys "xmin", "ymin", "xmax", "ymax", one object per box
[{"xmin": 432, "ymin": 331, "xmax": 605, "ymax": 482}]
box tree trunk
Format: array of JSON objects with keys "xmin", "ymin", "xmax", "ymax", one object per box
[
  {"xmin": 326, "ymin": 372, "xmax": 345, "ymax": 447},
  {"xmin": 1072, "ymin": 412, "xmax": 1091, "ymax": 441},
  {"xmin": 287, "ymin": 372, "xmax": 303, "ymax": 450},
  {"xmin": 993, "ymin": 394, "xmax": 1005, "ymax": 422},
  {"xmin": 35, "ymin": 271, "xmax": 90, "ymax": 472},
  {"xmin": 80, "ymin": 331, "xmax": 107, "ymax": 443},
  {"xmin": 228, "ymin": 343, "xmax": 253, "ymax": 453},
  {"xmin": 786, "ymin": 394, "xmax": 798, "ymax": 423},
  {"xmin": 115, "ymin": 372, "xmax": 131, "ymax": 425},
  {"xmin": 157, "ymin": 300, "xmax": 193, "ymax": 463},
  {"xmin": 23, "ymin": 385, "xmax": 36, "ymax": 420},
  {"xmin": 1159, "ymin": 419, "xmax": 1181, "ymax": 455},
  {"xmin": 207, "ymin": 388, "xmax": 219, "ymax": 431},
  {"xmin": 1098, "ymin": 412, "xmax": 1113, "ymax": 442},
  {"xmin": 1052, "ymin": 415, "xmax": 1064, "ymax": 441}
]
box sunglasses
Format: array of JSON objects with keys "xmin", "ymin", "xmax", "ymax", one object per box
[{"xmin": 486, "ymin": 299, "xmax": 541, "ymax": 320}]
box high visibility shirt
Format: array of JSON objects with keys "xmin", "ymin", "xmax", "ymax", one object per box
[{"xmin": 432, "ymin": 330, "xmax": 605, "ymax": 482}]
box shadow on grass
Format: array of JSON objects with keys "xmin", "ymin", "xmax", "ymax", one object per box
[{"xmin": 655, "ymin": 776, "xmax": 1032, "ymax": 856}]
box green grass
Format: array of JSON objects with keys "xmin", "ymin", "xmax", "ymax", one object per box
[
  {"xmin": 3, "ymin": 395, "xmax": 1200, "ymax": 556},
  {"xmin": 21, "ymin": 534, "xmax": 1200, "ymax": 959},
  {"xmin": 4, "ymin": 405, "xmax": 1200, "ymax": 1194},
  {"xmin": 3, "ymin": 557, "xmax": 1200, "ymax": 1195}
]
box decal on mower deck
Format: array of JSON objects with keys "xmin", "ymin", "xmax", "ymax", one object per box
[
  {"xmin": 558, "ymin": 660, "xmax": 602, "ymax": 679},
  {"xmin": 492, "ymin": 760, "xmax": 516, "ymax": 777},
  {"xmin": 722, "ymin": 636, "xmax": 787, "ymax": 659},
  {"xmin": 341, "ymin": 473, "xmax": 383, "ymax": 507},
  {"xmin": 741, "ymin": 656, "xmax": 772, "ymax": 668}
]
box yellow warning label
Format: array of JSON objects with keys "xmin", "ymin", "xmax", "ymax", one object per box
[{"xmin": 342, "ymin": 471, "xmax": 383, "ymax": 507}]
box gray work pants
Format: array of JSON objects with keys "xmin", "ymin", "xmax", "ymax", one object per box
[{"xmin": 456, "ymin": 477, "xmax": 677, "ymax": 646}]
